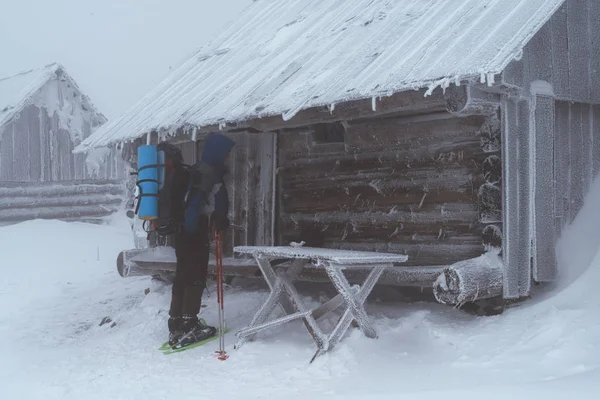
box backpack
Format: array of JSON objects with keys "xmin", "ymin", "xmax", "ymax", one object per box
[
  {"xmin": 152, "ymin": 142, "xmax": 189, "ymax": 235},
  {"xmin": 183, "ymin": 161, "xmax": 221, "ymax": 234}
]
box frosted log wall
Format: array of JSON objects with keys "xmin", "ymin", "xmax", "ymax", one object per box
[
  {"xmin": 277, "ymin": 111, "xmax": 494, "ymax": 268},
  {"xmin": 0, "ymin": 179, "xmax": 125, "ymax": 226}
]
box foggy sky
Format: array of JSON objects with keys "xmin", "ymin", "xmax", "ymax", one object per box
[{"xmin": 0, "ymin": 0, "xmax": 251, "ymax": 119}]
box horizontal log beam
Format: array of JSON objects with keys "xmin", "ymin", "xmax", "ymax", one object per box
[
  {"xmin": 0, "ymin": 183, "xmax": 125, "ymax": 198},
  {"xmin": 0, "ymin": 204, "xmax": 121, "ymax": 222},
  {"xmin": 433, "ymin": 251, "xmax": 503, "ymax": 305},
  {"xmin": 116, "ymin": 248, "xmax": 444, "ymax": 287},
  {"xmin": 248, "ymin": 88, "xmax": 449, "ymax": 132},
  {"xmin": 0, "ymin": 194, "xmax": 123, "ymax": 210}
]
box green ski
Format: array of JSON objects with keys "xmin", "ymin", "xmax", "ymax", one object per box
[{"xmin": 159, "ymin": 328, "xmax": 230, "ymax": 355}]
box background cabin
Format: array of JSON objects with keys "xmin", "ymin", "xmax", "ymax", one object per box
[
  {"xmin": 0, "ymin": 63, "xmax": 128, "ymax": 226},
  {"xmin": 77, "ymin": 0, "xmax": 600, "ymax": 304},
  {"xmin": 0, "ymin": 63, "xmax": 125, "ymax": 182}
]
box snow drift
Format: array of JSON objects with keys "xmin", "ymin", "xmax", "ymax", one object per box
[{"xmin": 1, "ymin": 176, "xmax": 600, "ymax": 399}]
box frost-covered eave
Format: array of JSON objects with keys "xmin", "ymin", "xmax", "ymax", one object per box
[{"xmin": 75, "ymin": 71, "xmax": 495, "ymax": 153}]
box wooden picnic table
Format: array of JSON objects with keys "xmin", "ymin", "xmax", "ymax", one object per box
[{"xmin": 233, "ymin": 245, "xmax": 408, "ymax": 362}]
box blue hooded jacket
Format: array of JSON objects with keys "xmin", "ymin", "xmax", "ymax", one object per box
[
  {"xmin": 184, "ymin": 133, "xmax": 235, "ymax": 233},
  {"xmin": 201, "ymin": 133, "xmax": 235, "ymax": 166}
]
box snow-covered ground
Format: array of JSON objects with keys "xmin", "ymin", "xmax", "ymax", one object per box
[{"xmin": 2, "ymin": 181, "xmax": 600, "ymax": 399}]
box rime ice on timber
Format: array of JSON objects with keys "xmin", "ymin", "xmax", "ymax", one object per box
[
  {"xmin": 0, "ymin": 64, "xmax": 129, "ymax": 226},
  {"xmin": 0, "ymin": 63, "xmax": 125, "ymax": 183},
  {"xmin": 86, "ymin": 0, "xmax": 600, "ymax": 311}
]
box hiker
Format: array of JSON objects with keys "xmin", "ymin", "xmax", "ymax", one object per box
[{"xmin": 167, "ymin": 133, "xmax": 235, "ymax": 348}]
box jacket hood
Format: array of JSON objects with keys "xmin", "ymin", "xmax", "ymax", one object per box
[{"xmin": 200, "ymin": 133, "xmax": 235, "ymax": 166}]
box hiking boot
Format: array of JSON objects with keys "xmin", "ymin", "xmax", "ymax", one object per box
[
  {"xmin": 179, "ymin": 315, "xmax": 217, "ymax": 347},
  {"xmin": 168, "ymin": 317, "xmax": 183, "ymax": 347}
]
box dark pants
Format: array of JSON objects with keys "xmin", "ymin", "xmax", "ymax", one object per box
[{"xmin": 169, "ymin": 217, "xmax": 210, "ymax": 318}]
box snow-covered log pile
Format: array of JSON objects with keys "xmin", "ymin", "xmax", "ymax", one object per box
[
  {"xmin": 0, "ymin": 180, "xmax": 125, "ymax": 225},
  {"xmin": 433, "ymin": 251, "xmax": 503, "ymax": 306}
]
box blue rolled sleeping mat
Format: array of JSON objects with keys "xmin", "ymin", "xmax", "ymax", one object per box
[{"xmin": 136, "ymin": 145, "xmax": 159, "ymax": 220}]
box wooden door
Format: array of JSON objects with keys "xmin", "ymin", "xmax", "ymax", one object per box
[{"xmin": 225, "ymin": 131, "xmax": 277, "ymax": 256}]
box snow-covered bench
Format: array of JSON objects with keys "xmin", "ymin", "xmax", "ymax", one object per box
[{"xmin": 233, "ymin": 246, "xmax": 408, "ymax": 363}]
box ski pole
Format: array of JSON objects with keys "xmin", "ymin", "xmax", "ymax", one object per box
[{"xmin": 215, "ymin": 231, "xmax": 228, "ymax": 360}]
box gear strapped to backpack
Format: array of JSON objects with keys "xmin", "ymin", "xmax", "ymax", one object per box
[{"xmin": 134, "ymin": 142, "xmax": 190, "ymax": 236}]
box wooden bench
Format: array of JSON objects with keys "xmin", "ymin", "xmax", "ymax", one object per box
[{"xmin": 233, "ymin": 246, "xmax": 408, "ymax": 363}]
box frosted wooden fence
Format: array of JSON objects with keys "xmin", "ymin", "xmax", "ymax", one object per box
[{"xmin": 0, "ymin": 180, "xmax": 125, "ymax": 225}]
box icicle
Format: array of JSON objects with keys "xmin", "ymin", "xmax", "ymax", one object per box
[
  {"xmin": 218, "ymin": 121, "xmax": 226, "ymax": 130},
  {"xmin": 480, "ymin": 72, "xmax": 486, "ymax": 84},
  {"xmin": 441, "ymin": 78, "xmax": 451, "ymax": 94},
  {"xmin": 192, "ymin": 127, "xmax": 198, "ymax": 141},
  {"xmin": 328, "ymin": 103, "xmax": 336, "ymax": 114},
  {"xmin": 371, "ymin": 96, "xmax": 377, "ymax": 111},
  {"xmin": 146, "ymin": 132, "xmax": 151, "ymax": 145},
  {"xmin": 424, "ymin": 82, "xmax": 437, "ymax": 97},
  {"xmin": 454, "ymin": 75, "xmax": 461, "ymax": 86},
  {"xmin": 486, "ymin": 73, "xmax": 495, "ymax": 87}
]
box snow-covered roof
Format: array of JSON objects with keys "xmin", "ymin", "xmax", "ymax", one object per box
[
  {"xmin": 76, "ymin": 0, "xmax": 566, "ymax": 152},
  {"xmin": 0, "ymin": 63, "xmax": 106, "ymax": 130}
]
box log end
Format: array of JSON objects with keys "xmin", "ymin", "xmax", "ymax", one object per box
[{"xmin": 433, "ymin": 251, "xmax": 504, "ymax": 306}]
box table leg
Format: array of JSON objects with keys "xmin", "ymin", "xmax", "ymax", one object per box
[
  {"xmin": 235, "ymin": 257, "xmax": 308, "ymax": 348},
  {"xmin": 234, "ymin": 282, "xmax": 284, "ymax": 349},
  {"xmin": 279, "ymin": 278, "xmax": 328, "ymax": 351},
  {"xmin": 324, "ymin": 264, "xmax": 386, "ymax": 352}
]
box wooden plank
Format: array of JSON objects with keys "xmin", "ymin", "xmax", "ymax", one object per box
[
  {"xmin": 533, "ymin": 95, "xmax": 557, "ymax": 282},
  {"xmin": 27, "ymin": 106, "xmax": 42, "ymax": 181},
  {"xmin": 40, "ymin": 109, "xmax": 52, "ymax": 181},
  {"xmin": 502, "ymin": 59, "xmax": 525, "ymax": 89},
  {"xmin": 0, "ymin": 194, "xmax": 122, "ymax": 210},
  {"xmin": 570, "ymin": 103, "xmax": 585, "ymax": 221},
  {"xmin": 516, "ymin": 98, "xmax": 532, "ymax": 297},
  {"xmin": 554, "ymin": 101, "xmax": 570, "ymax": 232},
  {"xmin": 591, "ymin": 0, "xmax": 600, "ymax": 103},
  {"xmin": 0, "ymin": 123, "xmax": 14, "ymax": 181},
  {"xmin": 50, "ymin": 112, "xmax": 60, "ymax": 181},
  {"xmin": 13, "ymin": 112, "xmax": 30, "ymax": 181},
  {"xmin": 282, "ymin": 185, "xmax": 476, "ymax": 214},
  {"xmin": 550, "ymin": 3, "xmax": 570, "ymax": 98},
  {"xmin": 593, "ymin": 105, "xmax": 600, "ymax": 180},
  {"xmin": 58, "ymin": 129, "xmax": 73, "ymax": 181},
  {"xmin": 334, "ymin": 241, "xmax": 484, "ymax": 268},
  {"xmin": 502, "ymin": 98, "xmax": 521, "ymax": 299},
  {"xmin": 243, "ymin": 131, "xmax": 277, "ymax": 249},
  {"xmin": 256, "ymin": 133, "xmax": 276, "ymax": 245},
  {"xmin": 246, "ymin": 133, "xmax": 260, "ymax": 247},
  {"xmin": 0, "ymin": 204, "xmax": 121, "ymax": 223},
  {"xmin": 583, "ymin": 104, "xmax": 593, "ymax": 191},
  {"xmin": 232, "ymin": 132, "xmax": 249, "ymax": 250},
  {"xmin": 223, "ymin": 133, "xmax": 236, "ymax": 256},
  {"xmin": 568, "ymin": 0, "xmax": 591, "ymax": 102},
  {"xmin": 279, "ymin": 220, "xmax": 481, "ymax": 245},
  {"xmin": 345, "ymin": 114, "xmax": 485, "ymax": 151},
  {"xmin": 527, "ymin": 21, "xmax": 553, "ymax": 83}
]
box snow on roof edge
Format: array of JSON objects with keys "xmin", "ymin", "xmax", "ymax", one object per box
[{"xmin": 75, "ymin": 0, "xmax": 566, "ymax": 153}]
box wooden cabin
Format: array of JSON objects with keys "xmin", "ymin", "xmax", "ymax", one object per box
[
  {"xmin": 0, "ymin": 63, "xmax": 125, "ymax": 182},
  {"xmin": 77, "ymin": 0, "xmax": 600, "ymax": 305}
]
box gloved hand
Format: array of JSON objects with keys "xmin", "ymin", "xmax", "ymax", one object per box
[{"xmin": 213, "ymin": 215, "xmax": 230, "ymax": 232}]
